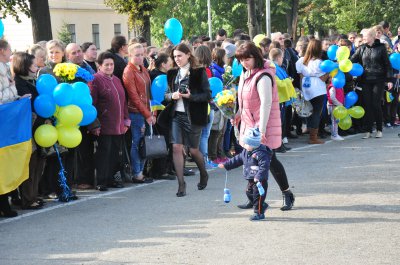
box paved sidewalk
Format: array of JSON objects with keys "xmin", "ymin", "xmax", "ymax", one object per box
[{"xmin": 0, "ymin": 128, "xmax": 399, "ymax": 265}]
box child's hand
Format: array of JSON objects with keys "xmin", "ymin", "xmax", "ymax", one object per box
[{"xmin": 218, "ymin": 164, "xmax": 225, "ymax": 169}]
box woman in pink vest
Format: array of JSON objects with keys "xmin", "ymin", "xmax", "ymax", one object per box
[{"xmin": 233, "ymin": 42, "xmax": 295, "ymax": 212}]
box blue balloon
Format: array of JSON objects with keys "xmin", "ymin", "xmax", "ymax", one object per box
[
  {"xmin": 71, "ymin": 82, "xmax": 92, "ymax": 106},
  {"xmin": 164, "ymin": 18, "xmax": 183, "ymax": 45},
  {"xmin": 37, "ymin": 74, "xmax": 58, "ymax": 95},
  {"xmin": 79, "ymin": 104, "xmax": 97, "ymax": 126},
  {"xmin": 344, "ymin": 91, "xmax": 358, "ymax": 109},
  {"xmin": 0, "ymin": 19, "xmax": 4, "ymax": 38},
  {"xmin": 34, "ymin": 94, "xmax": 56, "ymax": 118},
  {"xmin": 389, "ymin": 53, "xmax": 400, "ymax": 70},
  {"xmin": 232, "ymin": 58, "xmax": 243, "ymax": 77},
  {"xmin": 349, "ymin": 63, "xmax": 364, "ymax": 77},
  {"xmin": 332, "ymin": 71, "xmax": 345, "ymax": 88},
  {"xmin": 327, "ymin": 45, "xmax": 339, "ymax": 61},
  {"xmin": 209, "ymin": 77, "xmax": 223, "ymax": 98},
  {"xmin": 53, "ymin": 83, "xmax": 73, "ymax": 106},
  {"xmin": 151, "ymin": 75, "xmax": 167, "ymax": 103},
  {"xmin": 320, "ymin": 60, "xmax": 338, "ymax": 73}
]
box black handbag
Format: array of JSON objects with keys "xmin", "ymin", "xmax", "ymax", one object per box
[
  {"xmin": 139, "ymin": 126, "xmax": 168, "ymax": 159},
  {"xmin": 157, "ymin": 102, "xmax": 173, "ymax": 129}
]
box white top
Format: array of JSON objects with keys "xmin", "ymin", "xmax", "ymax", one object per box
[
  {"xmin": 176, "ymin": 63, "xmax": 190, "ymax": 112},
  {"xmin": 256, "ymin": 75, "xmax": 272, "ymax": 135},
  {"xmin": 295, "ymin": 57, "xmax": 327, "ymax": 100}
]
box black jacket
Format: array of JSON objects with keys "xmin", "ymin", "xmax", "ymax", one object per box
[
  {"xmin": 351, "ymin": 39, "xmax": 392, "ymax": 83},
  {"xmin": 165, "ymin": 67, "xmax": 211, "ymax": 126},
  {"xmin": 107, "ymin": 49, "xmax": 127, "ymax": 82}
]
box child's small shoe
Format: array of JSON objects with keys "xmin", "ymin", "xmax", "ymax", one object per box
[
  {"xmin": 331, "ymin": 135, "xmax": 344, "ymax": 141},
  {"xmin": 249, "ymin": 213, "xmax": 265, "ymax": 221}
]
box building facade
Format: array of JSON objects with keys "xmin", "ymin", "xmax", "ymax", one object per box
[{"xmin": 3, "ymin": 0, "xmax": 130, "ymax": 52}]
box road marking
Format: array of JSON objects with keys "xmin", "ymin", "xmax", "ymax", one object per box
[{"xmin": 0, "ymin": 181, "xmax": 166, "ymax": 225}]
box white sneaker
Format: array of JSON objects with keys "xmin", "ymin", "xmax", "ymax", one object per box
[
  {"xmin": 331, "ymin": 135, "xmax": 344, "ymax": 141},
  {"xmin": 375, "ymin": 131, "xmax": 383, "ymax": 138},
  {"xmin": 282, "ymin": 137, "xmax": 288, "ymax": 144},
  {"xmin": 362, "ymin": 132, "xmax": 371, "ymax": 139}
]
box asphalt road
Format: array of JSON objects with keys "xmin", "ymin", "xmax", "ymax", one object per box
[{"xmin": 1, "ymin": 128, "xmax": 399, "ymax": 265}]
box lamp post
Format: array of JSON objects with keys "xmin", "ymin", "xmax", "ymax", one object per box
[{"xmin": 207, "ymin": 0, "xmax": 212, "ymax": 39}]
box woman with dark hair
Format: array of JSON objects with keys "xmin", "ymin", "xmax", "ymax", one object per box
[
  {"xmin": 149, "ymin": 53, "xmax": 173, "ymax": 81},
  {"xmin": 296, "ymin": 39, "xmax": 329, "ymax": 144},
  {"xmin": 90, "ymin": 52, "xmax": 130, "ymax": 191},
  {"xmin": 164, "ymin": 43, "xmax": 211, "ymax": 197},
  {"xmin": 233, "ymin": 42, "xmax": 295, "ymax": 211},
  {"xmin": 107, "ymin": 35, "xmax": 128, "ymax": 81},
  {"xmin": 351, "ymin": 28, "xmax": 393, "ymax": 138},
  {"xmin": 81, "ymin": 42, "xmax": 98, "ymax": 72},
  {"xmin": 13, "ymin": 52, "xmax": 46, "ymax": 210}
]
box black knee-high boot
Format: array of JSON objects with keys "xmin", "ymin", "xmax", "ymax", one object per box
[{"xmin": 0, "ymin": 194, "xmax": 17, "ymax": 218}]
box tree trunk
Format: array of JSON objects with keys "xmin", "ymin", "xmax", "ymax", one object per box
[
  {"xmin": 142, "ymin": 15, "xmax": 151, "ymax": 45},
  {"xmin": 29, "ymin": 0, "xmax": 52, "ymax": 43},
  {"xmin": 286, "ymin": 0, "xmax": 299, "ymax": 41},
  {"xmin": 247, "ymin": 0, "xmax": 258, "ymax": 38}
]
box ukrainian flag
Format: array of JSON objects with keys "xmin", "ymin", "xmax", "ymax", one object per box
[{"xmin": 0, "ymin": 98, "xmax": 32, "ymax": 195}]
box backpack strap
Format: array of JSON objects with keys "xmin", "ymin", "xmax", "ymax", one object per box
[{"xmin": 256, "ymin": 72, "xmax": 274, "ymax": 87}]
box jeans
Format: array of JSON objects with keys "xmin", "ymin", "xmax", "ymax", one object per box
[
  {"xmin": 307, "ymin": 95, "xmax": 326, "ymax": 129},
  {"xmin": 199, "ymin": 109, "xmax": 214, "ymax": 158},
  {"xmin": 129, "ymin": 112, "xmax": 145, "ymax": 177}
]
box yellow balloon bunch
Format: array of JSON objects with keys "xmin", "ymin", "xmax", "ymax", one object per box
[{"xmin": 336, "ymin": 47, "xmax": 353, "ymax": 73}]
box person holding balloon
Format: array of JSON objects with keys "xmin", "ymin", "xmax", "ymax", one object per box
[
  {"xmin": 296, "ymin": 39, "xmax": 329, "ymax": 144},
  {"xmin": 90, "ymin": 52, "xmax": 130, "ymax": 191},
  {"xmin": 123, "ymin": 43, "xmax": 154, "ymax": 183},
  {"xmin": 13, "ymin": 52, "xmax": 46, "ymax": 209},
  {"xmin": 327, "ymin": 83, "xmax": 345, "ymax": 141},
  {"xmin": 351, "ymin": 28, "xmax": 393, "ymax": 139},
  {"xmin": 164, "ymin": 43, "xmax": 211, "ymax": 197}
]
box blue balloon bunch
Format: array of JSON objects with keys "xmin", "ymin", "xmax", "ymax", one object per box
[
  {"xmin": 164, "ymin": 18, "xmax": 183, "ymax": 45},
  {"xmin": 151, "ymin": 75, "xmax": 167, "ymax": 104}
]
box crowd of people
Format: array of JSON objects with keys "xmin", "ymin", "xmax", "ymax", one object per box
[{"xmin": 0, "ymin": 20, "xmax": 398, "ymax": 220}]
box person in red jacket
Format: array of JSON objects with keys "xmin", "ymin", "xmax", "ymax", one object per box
[
  {"xmin": 90, "ymin": 52, "xmax": 131, "ymax": 191},
  {"xmin": 123, "ymin": 43, "xmax": 155, "ymax": 183}
]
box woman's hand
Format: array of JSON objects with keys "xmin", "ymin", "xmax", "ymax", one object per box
[
  {"xmin": 218, "ymin": 164, "xmax": 225, "ymax": 169},
  {"xmin": 123, "ymin": 126, "xmax": 129, "ymax": 134},
  {"xmin": 172, "ymin": 91, "xmax": 181, "ymax": 100},
  {"xmin": 231, "ymin": 112, "xmax": 241, "ymax": 126},
  {"xmin": 146, "ymin": 116, "xmax": 156, "ymax": 125},
  {"xmin": 21, "ymin": 93, "xmax": 32, "ymax": 99}
]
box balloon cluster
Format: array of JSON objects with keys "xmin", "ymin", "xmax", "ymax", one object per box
[
  {"xmin": 320, "ymin": 45, "xmax": 364, "ymax": 89},
  {"xmin": 34, "ymin": 75, "xmax": 97, "ymax": 148},
  {"xmin": 164, "ymin": 18, "xmax": 183, "ymax": 45},
  {"xmin": 333, "ymin": 92, "xmax": 365, "ymax": 130}
]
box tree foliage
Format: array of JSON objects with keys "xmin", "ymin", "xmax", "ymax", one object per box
[{"xmin": 0, "ymin": 0, "xmax": 30, "ymax": 22}]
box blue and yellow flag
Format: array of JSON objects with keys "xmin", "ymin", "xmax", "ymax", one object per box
[{"xmin": 0, "ymin": 98, "xmax": 32, "ymax": 195}]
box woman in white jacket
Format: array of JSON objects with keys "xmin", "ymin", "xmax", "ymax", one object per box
[
  {"xmin": 0, "ymin": 39, "xmax": 18, "ymax": 104},
  {"xmin": 296, "ymin": 39, "xmax": 329, "ymax": 144}
]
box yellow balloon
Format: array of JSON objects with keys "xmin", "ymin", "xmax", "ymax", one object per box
[
  {"xmin": 58, "ymin": 105, "xmax": 83, "ymax": 126},
  {"xmin": 333, "ymin": 106, "xmax": 348, "ymax": 120},
  {"xmin": 330, "ymin": 69, "xmax": 339, "ymax": 78},
  {"xmin": 34, "ymin": 124, "xmax": 58, "ymax": 147},
  {"xmin": 208, "ymin": 103, "xmax": 210, "ymax": 115},
  {"xmin": 57, "ymin": 127, "xmax": 82, "ymax": 148},
  {"xmin": 336, "ymin": 46, "xmax": 350, "ymax": 61},
  {"xmin": 253, "ymin": 34, "xmax": 266, "ymax": 47},
  {"xmin": 339, "ymin": 59, "xmax": 353, "ymax": 72},
  {"xmin": 338, "ymin": 115, "xmax": 352, "ymax": 130},
  {"xmin": 348, "ymin": 106, "xmax": 365, "ymax": 119}
]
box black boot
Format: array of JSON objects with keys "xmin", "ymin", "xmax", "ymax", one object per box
[
  {"xmin": 0, "ymin": 194, "xmax": 18, "ymax": 218},
  {"xmin": 237, "ymin": 200, "xmax": 253, "ymax": 209},
  {"xmin": 281, "ymin": 190, "xmax": 295, "ymax": 211}
]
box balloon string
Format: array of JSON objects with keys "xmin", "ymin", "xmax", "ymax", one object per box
[{"xmin": 225, "ymin": 171, "xmax": 228, "ymax": 189}]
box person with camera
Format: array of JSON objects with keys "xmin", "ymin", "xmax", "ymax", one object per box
[{"xmin": 163, "ymin": 43, "xmax": 212, "ymax": 197}]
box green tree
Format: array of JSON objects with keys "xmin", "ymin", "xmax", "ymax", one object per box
[
  {"xmin": 104, "ymin": 0, "xmax": 160, "ymax": 44},
  {"xmin": 57, "ymin": 22, "xmax": 72, "ymax": 45},
  {"xmin": 0, "ymin": 0, "xmax": 52, "ymax": 42}
]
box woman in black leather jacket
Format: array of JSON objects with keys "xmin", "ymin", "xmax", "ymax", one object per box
[
  {"xmin": 164, "ymin": 43, "xmax": 211, "ymax": 197},
  {"xmin": 351, "ymin": 28, "xmax": 393, "ymax": 139}
]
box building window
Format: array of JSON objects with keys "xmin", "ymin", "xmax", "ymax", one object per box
[
  {"xmin": 67, "ymin": 24, "xmax": 76, "ymax": 43},
  {"xmin": 92, "ymin": 24, "xmax": 100, "ymax": 49},
  {"xmin": 114, "ymin": 24, "xmax": 121, "ymax": 36}
]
